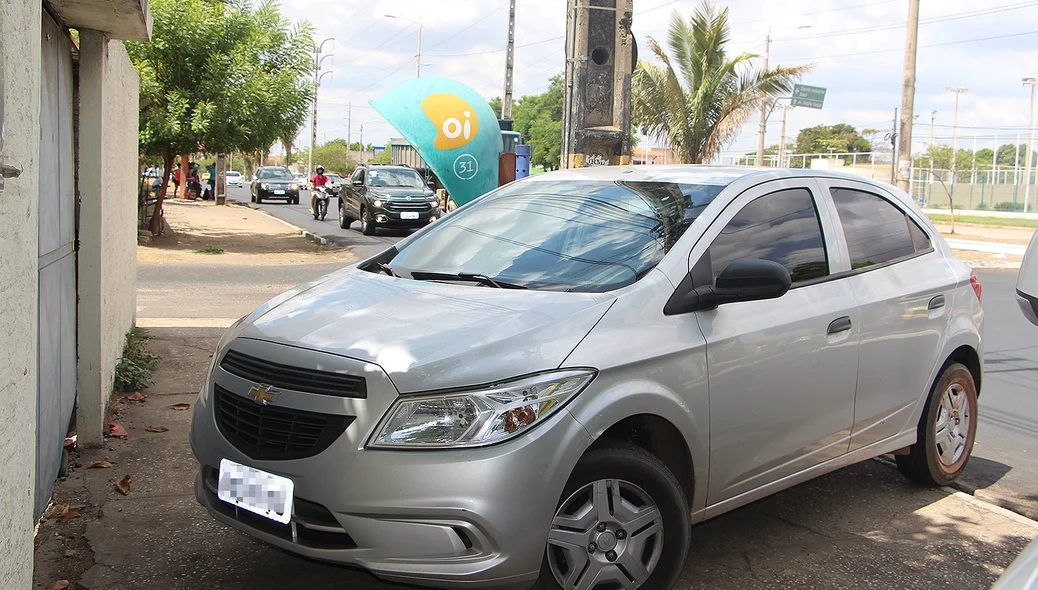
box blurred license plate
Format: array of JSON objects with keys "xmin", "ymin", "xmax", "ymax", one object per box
[
  {"xmin": 217, "ymin": 458, "xmax": 294, "ymax": 524},
  {"xmin": 273, "ymin": 190, "xmax": 286, "ymax": 195},
  {"xmin": 401, "ymin": 211, "xmax": 420, "ymax": 220}
]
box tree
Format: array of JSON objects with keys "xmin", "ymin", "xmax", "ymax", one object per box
[
  {"xmin": 632, "ymin": 4, "xmax": 808, "ymax": 163},
  {"xmin": 370, "ymin": 150, "xmax": 392, "ymax": 165},
  {"xmin": 513, "ymin": 75, "xmax": 564, "ymax": 170},
  {"xmin": 310, "ymin": 139, "xmax": 355, "ymax": 175},
  {"xmin": 126, "ymin": 0, "xmax": 313, "ymax": 232},
  {"xmin": 487, "ymin": 97, "xmax": 503, "ymax": 119},
  {"xmin": 795, "ymin": 124, "xmax": 871, "ymax": 157}
]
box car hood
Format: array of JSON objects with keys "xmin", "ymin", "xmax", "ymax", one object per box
[
  {"xmin": 234, "ymin": 268, "xmax": 615, "ymax": 393},
  {"xmin": 370, "ymin": 187, "xmax": 434, "ymax": 198}
]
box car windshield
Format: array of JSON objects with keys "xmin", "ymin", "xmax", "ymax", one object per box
[
  {"xmin": 259, "ymin": 168, "xmax": 292, "ymax": 180},
  {"xmin": 227, "ymin": 172, "xmax": 241, "ymax": 178},
  {"xmin": 369, "ymin": 169, "xmax": 424, "ymax": 188},
  {"xmin": 387, "ymin": 179, "xmax": 726, "ymax": 292},
  {"xmin": 326, "ymin": 174, "xmax": 341, "ymax": 182}
]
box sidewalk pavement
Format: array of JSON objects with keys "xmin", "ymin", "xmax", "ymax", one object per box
[{"xmin": 33, "ymin": 327, "xmax": 1038, "ymax": 590}]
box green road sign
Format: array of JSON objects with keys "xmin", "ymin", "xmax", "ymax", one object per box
[{"xmin": 791, "ymin": 84, "xmax": 826, "ymax": 109}]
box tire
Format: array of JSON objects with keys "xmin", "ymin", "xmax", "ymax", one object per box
[
  {"xmin": 320, "ymin": 201, "xmax": 327, "ymax": 221},
  {"xmin": 360, "ymin": 205, "xmax": 376, "ymax": 236},
  {"xmin": 896, "ymin": 362, "xmax": 978, "ymax": 486},
  {"xmin": 292, "ymin": 196, "xmax": 299, "ymax": 205},
  {"xmin": 250, "ymin": 192, "xmax": 256, "ymax": 203},
  {"xmin": 534, "ymin": 441, "xmax": 690, "ymax": 590},
  {"xmin": 256, "ymin": 193, "xmax": 262, "ymax": 204},
  {"xmin": 339, "ymin": 203, "xmax": 353, "ymax": 229}
]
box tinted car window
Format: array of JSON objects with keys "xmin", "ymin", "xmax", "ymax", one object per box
[
  {"xmin": 259, "ymin": 168, "xmax": 292, "ymax": 180},
  {"xmin": 908, "ymin": 218, "xmax": 931, "ymax": 252},
  {"xmin": 387, "ymin": 179, "xmax": 726, "ymax": 292},
  {"xmin": 831, "ymin": 188, "xmax": 917, "ymax": 269},
  {"xmin": 706, "ymin": 188, "xmax": 829, "ymax": 284}
]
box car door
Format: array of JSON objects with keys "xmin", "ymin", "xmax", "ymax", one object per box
[
  {"xmin": 815, "ymin": 180, "xmax": 949, "ymax": 451},
  {"xmin": 695, "ymin": 179, "xmax": 860, "ymax": 505},
  {"xmin": 348, "ymin": 168, "xmax": 366, "ymax": 217}
]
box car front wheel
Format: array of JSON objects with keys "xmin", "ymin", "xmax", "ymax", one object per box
[
  {"xmin": 896, "ymin": 362, "xmax": 978, "ymax": 486},
  {"xmin": 535, "ymin": 442, "xmax": 690, "ymax": 590},
  {"xmin": 339, "ymin": 203, "xmax": 353, "ymax": 229},
  {"xmin": 360, "ymin": 205, "xmax": 376, "ymax": 236}
]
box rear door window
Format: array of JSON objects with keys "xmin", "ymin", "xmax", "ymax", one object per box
[
  {"xmin": 705, "ymin": 188, "xmax": 829, "ymax": 285},
  {"xmin": 830, "ymin": 188, "xmax": 923, "ymax": 269}
]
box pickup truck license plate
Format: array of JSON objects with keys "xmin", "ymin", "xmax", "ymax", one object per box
[
  {"xmin": 217, "ymin": 458, "xmax": 294, "ymax": 524},
  {"xmin": 400, "ymin": 211, "xmax": 420, "ymax": 220},
  {"xmin": 273, "ymin": 190, "xmax": 286, "ymax": 195}
]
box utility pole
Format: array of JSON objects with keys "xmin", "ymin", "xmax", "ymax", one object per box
[
  {"xmin": 896, "ymin": 0, "xmax": 920, "ymax": 192},
  {"xmin": 1022, "ymin": 77, "xmax": 1036, "ymax": 213},
  {"xmin": 947, "ymin": 86, "xmax": 967, "ymax": 195},
  {"xmin": 778, "ymin": 104, "xmax": 793, "ymax": 168},
  {"xmin": 501, "ymin": 0, "xmax": 516, "ymax": 120},
  {"xmin": 928, "ymin": 110, "xmax": 936, "ymax": 205},
  {"xmin": 307, "ymin": 38, "xmax": 334, "ymax": 179},
  {"xmin": 756, "ymin": 30, "xmax": 771, "ymax": 167},
  {"xmin": 346, "ymin": 103, "xmax": 352, "ymax": 161},
  {"xmin": 888, "ymin": 107, "xmax": 899, "ymax": 185}
]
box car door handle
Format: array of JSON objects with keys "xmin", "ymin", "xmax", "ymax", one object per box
[
  {"xmin": 827, "ymin": 316, "xmax": 852, "ymax": 335},
  {"xmin": 928, "ymin": 295, "xmax": 946, "ymax": 310}
]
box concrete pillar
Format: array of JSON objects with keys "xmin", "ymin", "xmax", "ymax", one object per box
[
  {"xmin": 77, "ymin": 29, "xmax": 108, "ymax": 445},
  {"xmin": 0, "ymin": 0, "xmax": 42, "ymax": 585}
]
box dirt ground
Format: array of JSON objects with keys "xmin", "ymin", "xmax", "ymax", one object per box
[
  {"xmin": 137, "ymin": 199, "xmax": 354, "ymax": 266},
  {"xmin": 933, "ymin": 222, "xmax": 1035, "ymax": 245}
]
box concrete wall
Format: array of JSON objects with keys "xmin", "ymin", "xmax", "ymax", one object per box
[
  {"xmin": 0, "ymin": 1, "xmax": 42, "ymax": 586},
  {"xmin": 77, "ymin": 32, "xmax": 139, "ymax": 445}
]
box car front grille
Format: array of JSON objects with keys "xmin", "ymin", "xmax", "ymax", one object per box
[
  {"xmin": 220, "ymin": 349, "xmax": 366, "ymax": 398},
  {"xmin": 384, "ymin": 201, "xmax": 432, "ymax": 211},
  {"xmin": 214, "ymin": 384, "xmax": 353, "ymax": 460},
  {"xmin": 202, "ymin": 465, "xmax": 357, "ymax": 550}
]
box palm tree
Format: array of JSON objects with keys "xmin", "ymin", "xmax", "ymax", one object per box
[{"xmin": 633, "ymin": 4, "xmax": 810, "ymax": 164}]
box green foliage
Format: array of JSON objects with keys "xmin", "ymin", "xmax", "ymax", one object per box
[
  {"xmin": 994, "ymin": 201, "xmax": 1020, "ymax": 212},
  {"xmin": 193, "ymin": 246, "xmax": 224, "ymax": 254},
  {"xmin": 114, "ymin": 328, "xmax": 160, "ymax": 392},
  {"xmin": 632, "ymin": 3, "xmax": 809, "ymax": 163},
  {"xmin": 913, "ymin": 143, "xmax": 1034, "ymax": 171},
  {"xmin": 795, "ymin": 124, "xmax": 871, "ymax": 158},
  {"xmin": 310, "ymin": 139, "xmax": 356, "ymax": 175},
  {"xmin": 513, "ymin": 75, "xmax": 564, "ymax": 171},
  {"xmin": 370, "ymin": 150, "xmax": 392, "ymax": 165},
  {"xmin": 126, "ymin": 0, "xmax": 314, "ymax": 160},
  {"xmin": 926, "ymin": 212, "xmax": 1038, "ymax": 228},
  {"xmin": 487, "ymin": 97, "xmax": 503, "ymax": 119}
]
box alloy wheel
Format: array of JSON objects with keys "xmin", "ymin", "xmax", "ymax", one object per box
[
  {"xmin": 935, "ymin": 383, "xmax": 971, "ymax": 466},
  {"xmin": 546, "ymin": 478, "xmax": 663, "ymax": 590}
]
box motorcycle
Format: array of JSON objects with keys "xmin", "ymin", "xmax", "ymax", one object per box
[{"xmin": 313, "ymin": 185, "xmax": 331, "ymax": 221}]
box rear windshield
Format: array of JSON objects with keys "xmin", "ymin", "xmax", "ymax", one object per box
[
  {"xmin": 388, "ymin": 179, "xmax": 725, "ymax": 292},
  {"xmin": 259, "ymin": 168, "xmax": 292, "ymax": 179}
]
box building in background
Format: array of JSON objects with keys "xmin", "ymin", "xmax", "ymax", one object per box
[{"xmin": 0, "ymin": 0, "xmax": 149, "ymax": 583}]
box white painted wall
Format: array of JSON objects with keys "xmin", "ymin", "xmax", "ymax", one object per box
[
  {"xmin": 0, "ymin": 0, "xmax": 42, "ymax": 585},
  {"xmin": 77, "ymin": 33, "xmax": 139, "ymax": 445}
]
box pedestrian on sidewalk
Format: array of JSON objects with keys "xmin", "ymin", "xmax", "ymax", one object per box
[{"xmin": 205, "ymin": 162, "xmax": 216, "ymax": 200}]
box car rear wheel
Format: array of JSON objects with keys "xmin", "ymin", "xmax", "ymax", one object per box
[
  {"xmin": 535, "ymin": 442, "xmax": 690, "ymax": 590},
  {"xmin": 896, "ymin": 362, "xmax": 978, "ymax": 486},
  {"xmin": 360, "ymin": 205, "xmax": 376, "ymax": 236}
]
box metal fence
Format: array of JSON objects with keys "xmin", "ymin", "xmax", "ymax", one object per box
[{"xmin": 722, "ymin": 151, "xmax": 1037, "ymax": 212}]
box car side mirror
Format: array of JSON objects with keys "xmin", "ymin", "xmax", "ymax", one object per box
[
  {"xmin": 1017, "ymin": 231, "xmax": 1038, "ymax": 325},
  {"xmin": 427, "ymin": 180, "xmax": 435, "ymax": 188},
  {"xmin": 352, "ymin": 179, "xmax": 363, "ymax": 186},
  {"xmin": 664, "ymin": 258, "xmax": 791, "ymax": 315}
]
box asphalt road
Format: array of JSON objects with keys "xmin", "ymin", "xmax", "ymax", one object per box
[{"xmin": 963, "ymin": 269, "xmax": 1038, "ymax": 515}]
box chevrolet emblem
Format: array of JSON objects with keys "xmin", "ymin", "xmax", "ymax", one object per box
[{"xmin": 248, "ymin": 384, "xmax": 275, "ymax": 405}]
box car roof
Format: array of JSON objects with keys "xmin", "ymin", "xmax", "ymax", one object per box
[{"xmin": 525, "ymin": 165, "xmax": 899, "ymax": 192}]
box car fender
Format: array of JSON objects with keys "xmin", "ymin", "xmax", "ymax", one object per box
[{"xmin": 565, "ymin": 379, "xmax": 708, "ymax": 519}]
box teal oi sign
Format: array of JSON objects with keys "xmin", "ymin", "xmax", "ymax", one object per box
[
  {"xmin": 371, "ymin": 77, "xmax": 502, "ymax": 206},
  {"xmin": 791, "ymin": 84, "xmax": 826, "ymax": 109}
]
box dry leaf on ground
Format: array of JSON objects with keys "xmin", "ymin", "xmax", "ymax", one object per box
[
  {"xmin": 63, "ymin": 436, "xmax": 76, "ymax": 448},
  {"xmin": 46, "ymin": 581, "xmax": 70, "ymax": 590},
  {"xmin": 87, "ymin": 459, "xmax": 114, "ymax": 469},
  {"xmin": 169, "ymin": 403, "xmax": 191, "ymax": 411},
  {"xmin": 115, "ymin": 475, "xmax": 132, "ymax": 495},
  {"xmin": 126, "ymin": 392, "xmax": 145, "ymax": 402},
  {"xmin": 145, "ymin": 425, "xmax": 169, "ymax": 433},
  {"xmin": 107, "ymin": 423, "xmax": 128, "ymax": 438}
]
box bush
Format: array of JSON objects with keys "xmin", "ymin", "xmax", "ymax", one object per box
[
  {"xmin": 114, "ymin": 327, "xmax": 160, "ymax": 392},
  {"xmin": 994, "ymin": 201, "xmax": 1018, "ymax": 212}
]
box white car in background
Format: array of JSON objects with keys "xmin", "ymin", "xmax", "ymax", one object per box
[
  {"xmin": 226, "ymin": 171, "xmax": 243, "ymax": 187},
  {"xmin": 293, "ymin": 172, "xmax": 309, "ymax": 190}
]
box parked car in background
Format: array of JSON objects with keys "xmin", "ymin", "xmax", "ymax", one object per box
[
  {"xmin": 226, "ymin": 171, "xmax": 243, "ymax": 188},
  {"xmin": 192, "ymin": 166, "xmax": 983, "ymax": 590},
  {"xmin": 325, "ymin": 173, "xmax": 343, "ymax": 196},
  {"xmin": 339, "ymin": 165, "xmax": 438, "ymax": 234},
  {"xmin": 250, "ymin": 166, "xmax": 300, "ymax": 204},
  {"xmin": 293, "ymin": 172, "xmax": 309, "ymax": 190}
]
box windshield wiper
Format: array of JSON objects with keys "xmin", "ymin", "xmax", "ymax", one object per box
[
  {"xmin": 376, "ymin": 262, "xmax": 399, "ymax": 277},
  {"xmin": 409, "ymin": 271, "xmax": 527, "ymax": 289}
]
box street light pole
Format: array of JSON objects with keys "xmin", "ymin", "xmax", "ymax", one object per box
[
  {"xmin": 755, "ymin": 30, "xmax": 770, "ymax": 167},
  {"xmin": 386, "ymin": 15, "xmax": 423, "ymax": 77},
  {"xmin": 1022, "ymin": 77, "xmax": 1037, "ymax": 213},
  {"xmin": 307, "ymin": 37, "xmax": 334, "ymax": 179},
  {"xmin": 947, "ymin": 86, "xmax": 968, "ymax": 194}
]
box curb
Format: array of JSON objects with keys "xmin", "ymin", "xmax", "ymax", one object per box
[
  {"xmin": 227, "ymin": 198, "xmax": 329, "ymax": 246},
  {"xmin": 959, "ymin": 260, "xmax": 1022, "ymax": 270}
]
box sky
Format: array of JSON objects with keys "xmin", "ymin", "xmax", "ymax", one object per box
[{"xmin": 281, "ymin": 0, "xmax": 1038, "ymax": 163}]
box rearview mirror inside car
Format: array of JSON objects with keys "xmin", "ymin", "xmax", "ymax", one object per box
[{"xmin": 664, "ymin": 258, "xmax": 792, "ymax": 315}]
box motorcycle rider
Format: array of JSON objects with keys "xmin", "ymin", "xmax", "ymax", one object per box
[{"xmin": 311, "ymin": 165, "xmax": 329, "ymax": 215}]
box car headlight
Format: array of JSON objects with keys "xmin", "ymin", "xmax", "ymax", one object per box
[
  {"xmin": 290, "ymin": 183, "xmax": 299, "ymax": 190},
  {"xmin": 261, "ymin": 182, "xmax": 269, "ymax": 190},
  {"xmin": 373, "ymin": 199, "xmax": 383, "ymax": 208},
  {"xmin": 370, "ymin": 369, "xmax": 595, "ymax": 449}
]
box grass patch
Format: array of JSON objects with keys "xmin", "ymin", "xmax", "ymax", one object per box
[
  {"xmin": 193, "ymin": 246, "xmax": 225, "ymax": 254},
  {"xmin": 924, "ymin": 213, "xmax": 1038, "ymax": 229},
  {"xmin": 114, "ymin": 327, "xmax": 160, "ymax": 392}
]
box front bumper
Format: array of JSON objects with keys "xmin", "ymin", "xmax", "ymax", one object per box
[
  {"xmin": 258, "ymin": 187, "xmax": 299, "ymax": 199},
  {"xmin": 371, "ymin": 204, "xmax": 440, "ymax": 227},
  {"xmin": 189, "ymin": 339, "xmax": 592, "ymax": 589}
]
